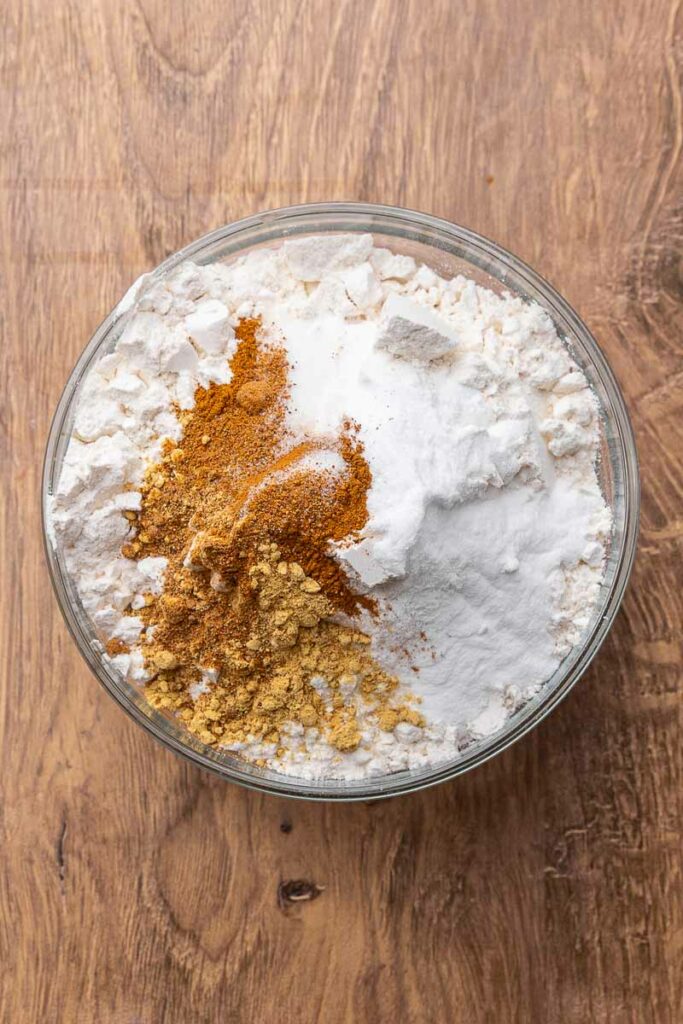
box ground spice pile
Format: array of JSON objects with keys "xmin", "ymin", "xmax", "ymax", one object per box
[{"xmin": 122, "ymin": 318, "xmax": 422, "ymax": 755}]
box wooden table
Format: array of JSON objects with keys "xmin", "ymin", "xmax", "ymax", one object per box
[{"xmin": 2, "ymin": 2, "xmax": 681, "ymax": 1020}]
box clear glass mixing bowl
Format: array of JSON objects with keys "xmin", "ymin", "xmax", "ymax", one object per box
[{"xmin": 42, "ymin": 202, "xmax": 639, "ymax": 801}]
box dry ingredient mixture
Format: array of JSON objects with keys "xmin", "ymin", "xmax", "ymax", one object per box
[{"xmin": 49, "ymin": 234, "xmax": 612, "ymax": 780}]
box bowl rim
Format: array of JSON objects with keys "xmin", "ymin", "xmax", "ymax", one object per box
[{"xmin": 42, "ymin": 200, "xmax": 640, "ymax": 801}]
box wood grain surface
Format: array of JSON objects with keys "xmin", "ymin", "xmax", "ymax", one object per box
[{"xmin": 1, "ymin": 1, "xmax": 681, "ymax": 1021}]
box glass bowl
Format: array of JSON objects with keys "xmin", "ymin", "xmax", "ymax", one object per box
[{"xmin": 42, "ymin": 202, "xmax": 639, "ymax": 801}]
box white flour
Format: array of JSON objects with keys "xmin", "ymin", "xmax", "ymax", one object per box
[{"xmin": 49, "ymin": 234, "xmax": 612, "ymax": 780}]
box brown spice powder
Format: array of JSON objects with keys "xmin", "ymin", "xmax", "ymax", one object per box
[
  {"xmin": 123, "ymin": 318, "xmax": 423, "ymax": 754},
  {"xmin": 146, "ymin": 541, "xmax": 422, "ymax": 751}
]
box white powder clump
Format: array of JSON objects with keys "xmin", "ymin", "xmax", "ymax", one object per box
[
  {"xmin": 376, "ymin": 293, "xmax": 459, "ymax": 361},
  {"xmin": 48, "ymin": 234, "xmax": 612, "ymax": 781},
  {"xmin": 283, "ymin": 233, "xmax": 374, "ymax": 280}
]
